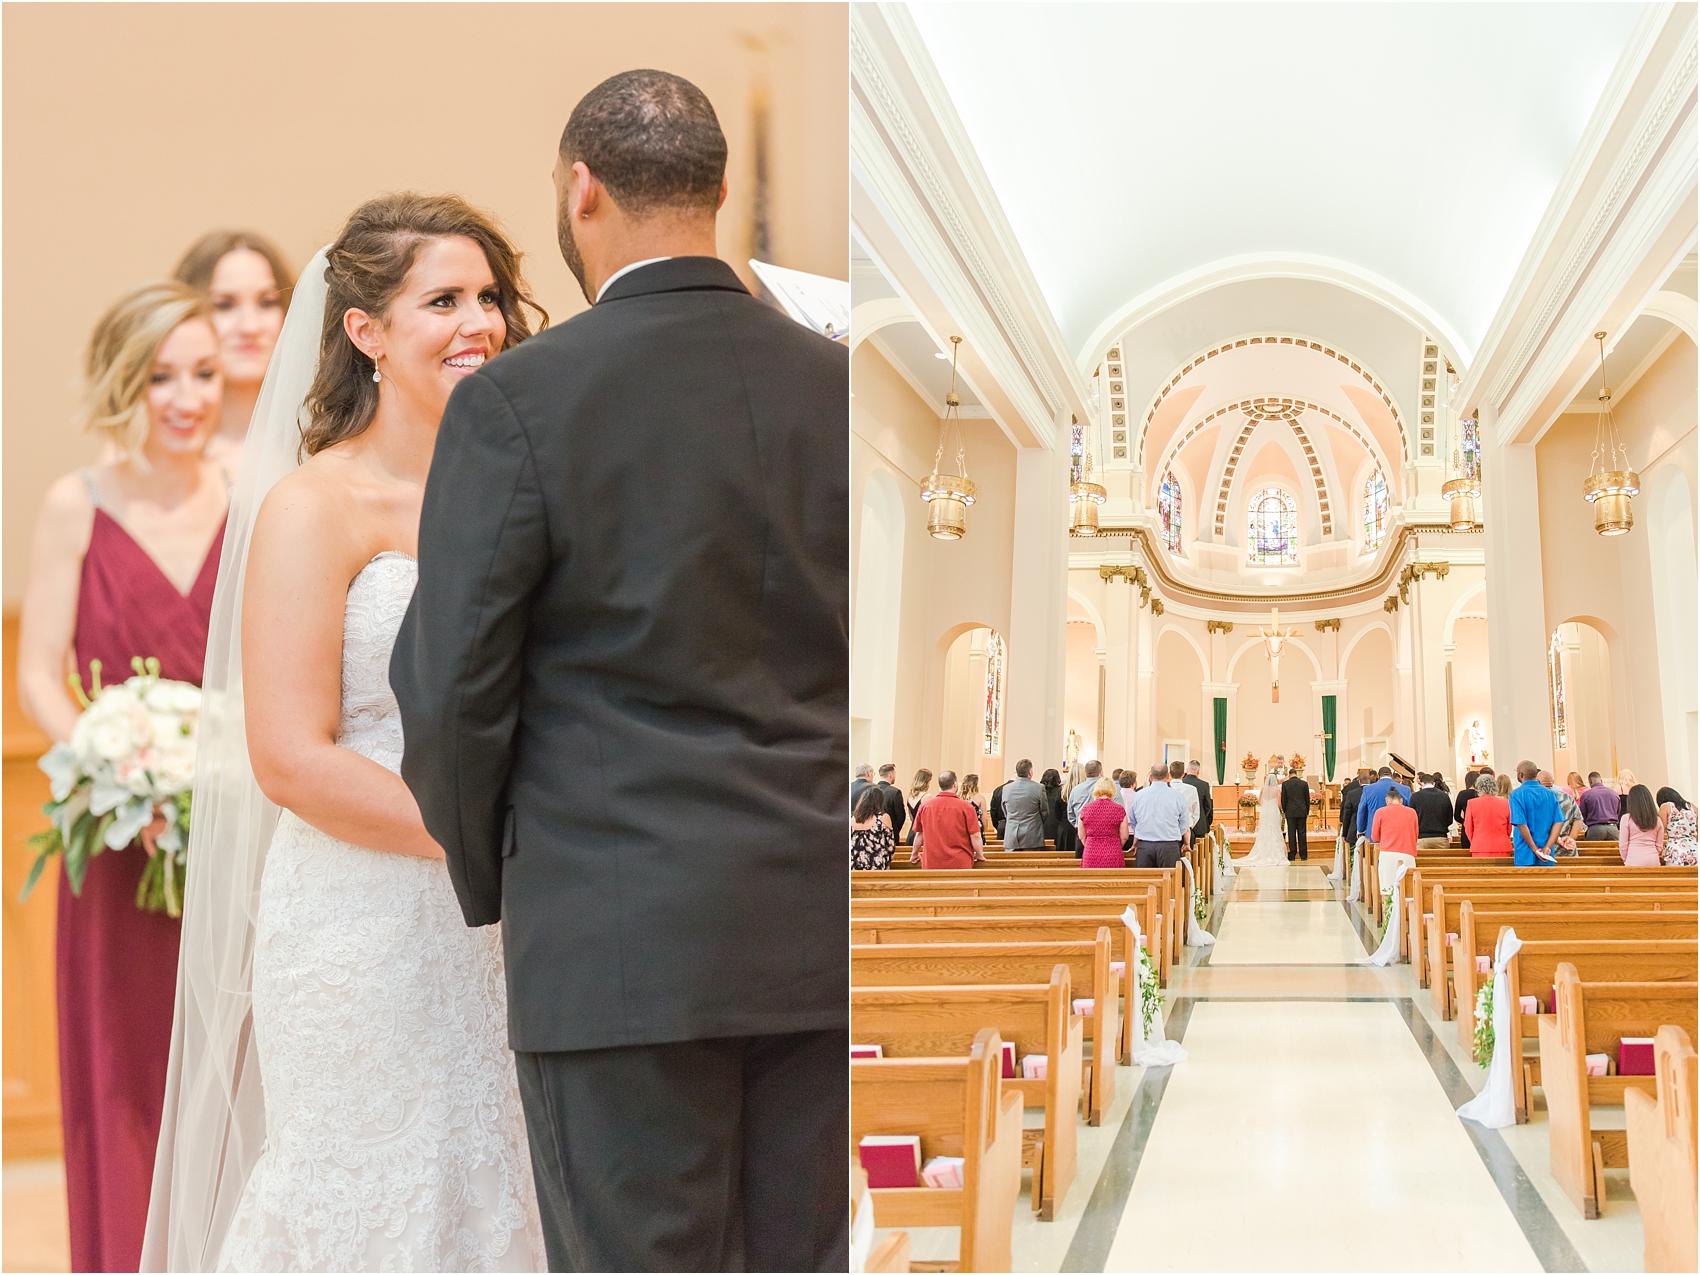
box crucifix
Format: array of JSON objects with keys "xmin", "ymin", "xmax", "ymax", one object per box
[{"xmin": 1256, "ymin": 607, "xmax": 1302, "ymax": 702}]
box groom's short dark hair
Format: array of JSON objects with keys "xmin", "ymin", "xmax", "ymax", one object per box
[{"xmin": 561, "ymin": 70, "xmax": 726, "ymax": 215}]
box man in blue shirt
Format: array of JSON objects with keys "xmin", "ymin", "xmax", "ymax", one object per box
[
  {"xmin": 1508, "ymin": 760, "xmax": 1562, "ymax": 866},
  {"xmin": 1355, "ymin": 766, "xmax": 1412, "ymax": 841},
  {"xmin": 1129, "ymin": 763, "xmax": 1190, "ymax": 868}
]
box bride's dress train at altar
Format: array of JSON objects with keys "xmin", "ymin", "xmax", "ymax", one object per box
[
  {"xmin": 216, "ymin": 553, "xmax": 543, "ymax": 1273},
  {"xmin": 1239, "ymin": 786, "xmax": 1290, "ymax": 868}
]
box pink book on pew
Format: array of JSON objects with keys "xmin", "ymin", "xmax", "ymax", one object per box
[
  {"xmin": 1021, "ymin": 1054, "xmax": 1048, "ymax": 1081},
  {"xmin": 921, "ymin": 1156, "xmax": 964, "ymax": 1189},
  {"xmin": 1072, "ymin": 997, "xmax": 1094, "ymax": 1018},
  {"xmin": 1518, "ymin": 995, "xmax": 1538, "ymax": 1014},
  {"xmin": 1620, "ymin": 1037, "xmax": 1656, "ymax": 1076},
  {"xmin": 850, "ymin": 1044, "xmax": 883, "ymax": 1060},
  {"xmin": 1476, "ymin": 955, "xmax": 1491, "ymax": 974},
  {"xmin": 858, "ymin": 1135, "xmax": 920, "ymax": 1188},
  {"xmin": 1585, "ymin": 1053, "xmax": 1611, "ymax": 1077}
]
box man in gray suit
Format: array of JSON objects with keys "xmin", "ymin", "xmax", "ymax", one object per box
[
  {"xmin": 1000, "ymin": 758, "xmax": 1049, "ymax": 850},
  {"xmin": 1067, "ymin": 759, "xmax": 1106, "ymax": 832}
]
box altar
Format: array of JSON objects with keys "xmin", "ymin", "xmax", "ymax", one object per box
[{"xmin": 1213, "ymin": 751, "xmax": 1341, "ymax": 833}]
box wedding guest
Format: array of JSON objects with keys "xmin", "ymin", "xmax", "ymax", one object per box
[
  {"xmin": 16, "ymin": 283, "xmax": 228, "ymax": 1274},
  {"xmin": 1039, "ymin": 768, "xmax": 1063, "ymax": 843},
  {"xmin": 851, "ymin": 785, "xmax": 895, "ymax": 870},
  {"xmin": 850, "ymin": 762, "xmax": 874, "ymax": 813},
  {"xmin": 989, "ymin": 775, "xmax": 1007, "ymax": 840},
  {"xmin": 1000, "ymin": 758, "xmax": 1048, "ymax": 850},
  {"xmin": 1455, "ymin": 769, "xmax": 1481, "ymax": 848},
  {"xmin": 1579, "ymin": 771, "xmax": 1621, "ymax": 839},
  {"xmin": 911, "ymin": 770, "xmax": 984, "ymax": 869},
  {"xmin": 1129, "ymin": 763, "xmax": 1189, "ymax": 868},
  {"xmin": 1338, "ymin": 770, "xmax": 1368, "ymax": 845},
  {"xmin": 1410, "ymin": 773, "xmax": 1453, "ymax": 849},
  {"xmin": 1537, "ymin": 770, "xmax": 1585, "ymax": 855},
  {"xmin": 1564, "ymin": 770, "xmax": 1587, "ymax": 804},
  {"xmin": 876, "ymin": 763, "xmax": 906, "ymax": 840},
  {"xmin": 904, "ymin": 768, "xmax": 933, "ymax": 845},
  {"xmin": 1182, "ymin": 760, "xmax": 1214, "ymax": 845},
  {"xmin": 1355, "ymin": 766, "xmax": 1411, "ymax": 840},
  {"xmin": 1656, "ymin": 787, "xmax": 1697, "ymax": 866},
  {"xmin": 1171, "ymin": 760, "xmax": 1201, "ymax": 837},
  {"xmin": 1067, "ymin": 758, "xmax": 1105, "ymax": 833},
  {"xmin": 1369, "ymin": 786, "xmax": 1419, "ymax": 864},
  {"xmin": 1463, "ymin": 771, "xmax": 1513, "ymax": 858},
  {"xmin": 172, "ymin": 230, "xmax": 294, "ymax": 475},
  {"xmin": 960, "ymin": 773, "xmax": 988, "ymax": 833},
  {"xmin": 1508, "ymin": 760, "xmax": 1562, "ymax": 866},
  {"xmin": 1613, "ymin": 769, "xmax": 1638, "ymax": 801},
  {"xmin": 1618, "ymin": 784, "xmax": 1665, "ymax": 867},
  {"xmin": 1055, "ymin": 763, "xmax": 1084, "ymax": 857},
  {"xmin": 1079, "ymin": 778, "xmax": 1131, "ymax": 868}
]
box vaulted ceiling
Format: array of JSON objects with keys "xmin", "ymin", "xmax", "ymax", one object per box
[{"xmin": 906, "ymin": 1, "xmax": 1646, "ymax": 367}]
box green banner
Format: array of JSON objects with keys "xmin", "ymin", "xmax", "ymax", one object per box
[
  {"xmin": 1214, "ymin": 697, "xmax": 1228, "ymax": 785},
  {"xmin": 1322, "ymin": 695, "xmax": 1337, "ymax": 782}
]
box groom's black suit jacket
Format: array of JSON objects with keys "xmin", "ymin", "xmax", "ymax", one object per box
[
  {"xmin": 391, "ymin": 258, "xmax": 848, "ymax": 1054},
  {"xmin": 1280, "ymin": 774, "xmax": 1311, "ymax": 821}
]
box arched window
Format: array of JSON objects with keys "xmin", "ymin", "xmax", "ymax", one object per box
[
  {"xmin": 1362, "ymin": 469, "xmax": 1388, "ymax": 551},
  {"xmin": 1247, "ymin": 487, "xmax": 1298, "ymax": 564},
  {"xmin": 1548, "ymin": 628, "xmax": 1568, "ymax": 750},
  {"xmin": 983, "ymin": 630, "xmax": 1006, "ymax": 755},
  {"xmin": 1158, "ymin": 469, "xmax": 1182, "ymax": 553}
]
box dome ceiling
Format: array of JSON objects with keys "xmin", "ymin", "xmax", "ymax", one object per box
[{"xmin": 906, "ymin": 2, "xmax": 1646, "ymax": 362}]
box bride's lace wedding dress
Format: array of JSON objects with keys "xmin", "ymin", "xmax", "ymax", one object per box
[
  {"xmin": 1239, "ymin": 782, "xmax": 1291, "ymax": 868},
  {"xmin": 218, "ymin": 553, "xmax": 543, "ymax": 1272}
]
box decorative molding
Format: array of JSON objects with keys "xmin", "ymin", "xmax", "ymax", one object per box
[
  {"xmin": 1211, "ymin": 407, "xmax": 1335, "ymax": 539},
  {"xmin": 1314, "ymin": 618, "xmax": 1343, "ymax": 633},
  {"xmin": 1149, "ymin": 598, "xmax": 1166, "ymax": 616},
  {"xmin": 1138, "ymin": 335, "xmax": 1408, "ymax": 461},
  {"xmin": 1207, "ymin": 619, "xmax": 1235, "ymax": 634},
  {"xmin": 1384, "ymin": 595, "xmax": 1401, "ymax": 613},
  {"xmin": 1099, "ymin": 563, "xmax": 1146, "ymax": 585}
]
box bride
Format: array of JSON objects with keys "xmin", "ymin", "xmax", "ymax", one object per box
[
  {"xmin": 143, "ymin": 195, "xmax": 549, "ymax": 1272},
  {"xmin": 1239, "ymin": 775, "xmax": 1291, "ymax": 868}
]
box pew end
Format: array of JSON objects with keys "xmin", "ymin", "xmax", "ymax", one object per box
[{"xmin": 1626, "ymin": 1026, "xmax": 1698, "ymax": 1273}]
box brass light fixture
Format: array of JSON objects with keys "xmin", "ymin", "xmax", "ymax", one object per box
[
  {"xmin": 1068, "ymin": 414, "xmax": 1106, "ymax": 536},
  {"xmin": 1582, "ymin": 330, "xmax": 1639, "ymax": 537},
  {"xmin": 1441, "ymin": 405, "xmax": 1481, "ymax": 529},
  {"xmin": 921, "ymin": 336, "xmax": 977, "ymax": 540}
]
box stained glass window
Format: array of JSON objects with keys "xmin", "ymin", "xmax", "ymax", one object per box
[
  {"xmin": 1362, "ymin": 469, "xmax": 1388, "ymax": 551},
  {"xmin": 1247, "ymin": 487, "xmax": 1298, "ymax": 564},
  {"xmin": 1549, "ymin": 629, "xmax": 1568, "ymax": 749},
  {"xmin": 1158, "ymin": 469, "xmax": 1182, "ymax": 553},
  {"xmin": 1460, "ymin": 415, "xmax": 1481, "ymax": 477},
  {"xmin": 1070, "ymin": 418, "xmax": 1084, "ymax": 484},
  {"xmin": 983, "ymin": 630, "xmax": 1005, "ymax": 755}
]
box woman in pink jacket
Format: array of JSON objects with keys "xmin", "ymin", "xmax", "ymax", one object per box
[{"xmin": 1618, "ymin": 784, "xmax": 1665, "ymax": 867}]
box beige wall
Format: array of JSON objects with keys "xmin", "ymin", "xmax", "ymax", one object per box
[{"xmin": 2, "ymin": 2, "xmax": 847, "ymax": 605}]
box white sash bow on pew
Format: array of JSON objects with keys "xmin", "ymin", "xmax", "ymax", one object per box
[
  {"xmin": 1345, "ymin": 837, "xmax": 1364, "ymax": 902},
  {"xmin": 1358, "ymin": 858, "xmax": 1409, "ymax": 966},
  {"xmin": 1215, "ymin": 831, "xmax": 1236, "ymax": 883},
  {"xmin": 1120, "ymin": 906, "xmax": 1187, "ymax": 1067},
  {"xmin": 1326, "ymin": 834, "xmax": 1345, "ymax": 884},
  {"xmin": 1456, "ymin": 927, "xmax": 1524, "ymax": 1129},
  {"xmin": 1179, "ymin": 855, "xmax": 1215, "ymax": 947}
]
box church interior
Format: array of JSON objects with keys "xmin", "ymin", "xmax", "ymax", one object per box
[{"xmin": 850, "ymin": 3, "xmax": 1698, "ymax": 1272}]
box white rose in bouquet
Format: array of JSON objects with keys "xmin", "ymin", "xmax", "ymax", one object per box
[{"xmin": 22, "ymin": 656, "xmax": 200, "ymax": 916}]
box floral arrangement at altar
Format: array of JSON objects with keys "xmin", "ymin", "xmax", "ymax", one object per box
[
  {"xmin": 23, "ymin": 657, "xmax": 198, "ymax": 915},
  {"xmin": 1238, "ymin": 790, "xmax": 1260, "ymax": 810},
  {"xmin": 1240, "ymin": 750, "xmax": 1259, "ymax": 783},
  {"xmin": 1289, "ymin": 752, "xmax": 1306, "ymax": 776}
]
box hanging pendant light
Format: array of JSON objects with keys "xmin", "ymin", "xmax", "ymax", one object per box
[
  {"xmin": 1068, "ymin": 413, "xmax": 1106, "ymax": 536},
  {"xmin": 1441, "ymin": 408, "xmax": 1480, "ymax": 529},
  {"xmin": 921, "ymin": 336, "xmax": 977, "ymax": 540},
  {"xmin": 1581, "ymin": 330, "xmax": 1639, "ymax": 537}
]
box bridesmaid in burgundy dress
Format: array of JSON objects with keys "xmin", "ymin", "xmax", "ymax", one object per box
[{"xmin": 17, "ymin": 282, "xmax": 229, "ymax": 1273}]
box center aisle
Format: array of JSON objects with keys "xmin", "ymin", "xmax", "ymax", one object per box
[{"xmin": 1096, "ymin": 863, "xmax": 1540, "ymax": 1271}]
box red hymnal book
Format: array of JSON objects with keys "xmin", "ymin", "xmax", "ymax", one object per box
[
  {"xmin": 1000, "ymin": 1040, "xmax": 1016, "ymax": 1078},
  {"xmin": 1619, "ymin": 1038, "xmax": 1656, "ymax": 1076},
  {"xmin": 850, "ymin": 1044, "xmax": 883, "ymax": 1059},
  {"xmin": 858, "ymin": 1136, "xmax": 921, "ymax": 1188}
]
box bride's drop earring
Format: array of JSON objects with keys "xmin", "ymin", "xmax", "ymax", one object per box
[{"xmin": 372, "ymin": 363, "xmax": 382, "ymax": 384}]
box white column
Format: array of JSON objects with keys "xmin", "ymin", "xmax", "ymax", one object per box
[
  {"xmin": 1409, "ymin": 570, "xmax": 1451, "ymax": 774},
  {"xmin": 1481, "ymin": 411, "xmax": 1553, "ymax": 771},
  {"xmin": 1392, "ymin": 595, "xmax": 1417, "ymax": 764},
  {"xmin": 1134, "ymin": 598, "xmax": 1157, "ymax": 766},
  {"xmin": 1102, "ymin": 576, "xmax": 1136, "ymax": 765},
  {"xmin": 1005, "ymin": 440, "xmax": 1071, "ymax": 769}
]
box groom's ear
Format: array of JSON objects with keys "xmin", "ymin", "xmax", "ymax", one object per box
[
  {"xmin": 717, "ymin": 176, "xmax": 728, "ymax": 213},
  {"xmin": 570, "ymin": 161, "xmax": 602, "ymax": 221}
]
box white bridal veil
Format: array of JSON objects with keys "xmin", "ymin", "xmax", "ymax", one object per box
[{"xmin": 141, "ymin": 248, "xmax": 331, "ymax": 1272}]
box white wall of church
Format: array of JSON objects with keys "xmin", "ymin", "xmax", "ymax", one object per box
[{"xmin": 1534, "ymin": 333, "xmax": 1697, "ymax": 790}]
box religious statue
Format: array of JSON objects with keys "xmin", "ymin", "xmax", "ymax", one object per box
[
  {"xmin": 1467, "ymin": 719, "xmax": 1490, "ymax": 766},
  {"xmin": 1064, "ymin": 728, "xmax": 1083, "ymax": 765},
  {"xmin": 1256, "ymin": 606, "xmax": 1302, "ymax": 702}
]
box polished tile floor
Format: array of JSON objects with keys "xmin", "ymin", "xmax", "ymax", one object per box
[{"xmin": 876, "ymin": 859, "xmax": 1648, "ymax": 1273}]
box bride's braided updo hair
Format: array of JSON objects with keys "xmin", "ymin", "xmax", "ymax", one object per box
[{"xmin": 301, "ymin": 192, "xmax": 547, "ymax": 456}]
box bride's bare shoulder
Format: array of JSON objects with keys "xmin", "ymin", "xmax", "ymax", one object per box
[{"xmin": 250, "ymin": 451, "xmax": 376, "ymax": 577}]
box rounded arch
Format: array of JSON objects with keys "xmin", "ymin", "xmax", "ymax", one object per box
[
  {"xmin": 1215, "ymin": 418, "xmax": 1330, "ymax": 544},
  {"xmin": 1443, "ymin": 581, "xmax": 1489, "ymax": 646},
  {"xmin": 1225, "ymin": 633, "xmax": 1322, "ymax": 683},
  {"xmin": 1152, "ymin": 621, "xmax": 1209, "ymax": 674},
  {"xmin": 1339, "ymin": 618, "xmax": 1396, "ymax": 672},
  {"xmin": 849, "ymin": 297, "xmax": 914, "ymax": 353},
  {"xmin": 1079, "ymin": 254, "xmax": 1468, "ymax": 377},
  {"xmin": 1067, "ymin": 587, "xmax": 1107, "ymax": 649},
  {"xmin": 1233, "ymin": 476, "xmax": 1305, "ymax": 560}
]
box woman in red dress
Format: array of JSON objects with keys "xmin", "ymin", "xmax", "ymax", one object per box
[
  {"xmin": 1078, "ymin": 778, "xmax": 1131, "ymax": 868},
  {"xmin": 1463, "ymin": 771, "xmax": 1514, "ymax": 859},
  {"xmin": 17, "ymin": 283, "xmax": 228, "ymax": 1273}
]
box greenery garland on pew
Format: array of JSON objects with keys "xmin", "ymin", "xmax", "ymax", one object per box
[
  {"xmin": 1138, "ymin": 946, "xmax": 1163, "ymax": 1039},
  {"xmin": 1192, "ymin": 885, "xmax": 1207, "ymax": 928},
  {"xmin": 1471, "ymin": 982, "xmax": 1494, "ymax": 1067},
  {"xmin": 1379, "ymin": 887, "xmax": 1394, "ymax": 939}
]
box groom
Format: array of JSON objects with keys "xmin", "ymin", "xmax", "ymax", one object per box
[
  {"xmin": 392, "ymin": 70, "xmax": 848, "ymax": 1271},
  {"xmin": 1281, "ymin": 769, "xmax": 1311, "ymax": 861}
]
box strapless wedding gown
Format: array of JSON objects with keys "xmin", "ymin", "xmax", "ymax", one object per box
[
  {"xmin": 218, "ymin": 553, "xmax": 543, "ymax": 1272},
  {"xmin": 1240, "ymin": 794, "xmax": 1290, "ymax": 868}
]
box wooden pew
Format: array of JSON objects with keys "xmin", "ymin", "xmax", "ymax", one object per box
[
  {"xmin": 1453, "ymin": 904, "xmax": 1697, "ymax": 1049},
  {"xmin": 852, "ymin": 891, "xmax": 1169, "ymax": 988},
  {"xmin": 1420, "ymin": 877, "xmax": 1696, "ymax": 1012},
  {"xmin": 852, "ymin": 967, "xmax": 1083, "ymax": 1221},
  {"xmin": 852, "ymin": 1165, "xmax": 912, "ymax": 1274},
  {"xmin": 1538, "ymin": 964, "xmax": 1700, "ymax": 1219},
  {"xmin": 851, "ymin": 928, "xmax": 1120, "ymax": 1125},
  {"xmin": 1504, "ymin": 939, "xmax": 1698, "ymax": 1122},
  {"xmin": 852, "ymin": 1026, "xmax": 1023, "ymax": 1272},
  {"xmin": 1626, "ymin": 1026, "xmax": 1697, "ymax": 1272},
  {"xmin": 851, "ymin": 915, "xmax": 1152, "ymax": 1061}
]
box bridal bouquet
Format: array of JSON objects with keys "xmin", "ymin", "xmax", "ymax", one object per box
[{"xmin": 22, "ymin": 657, "xmax": 199, "ymax": 916}]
